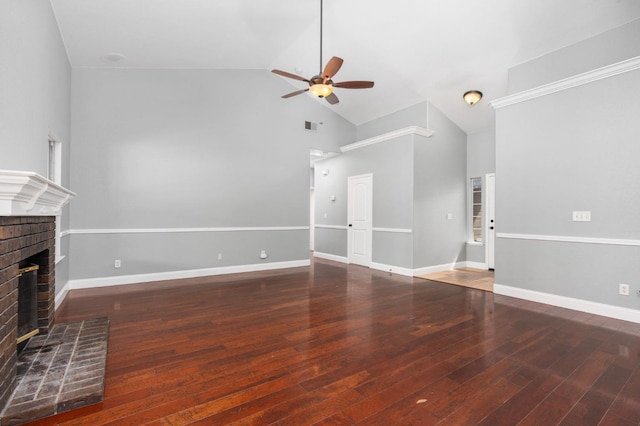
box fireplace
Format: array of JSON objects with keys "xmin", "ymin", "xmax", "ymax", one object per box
[
  {"xmin": 17, "ymin": 262, "xmax": 39, "ymax": 350},
  {"xmin": 0, "ymin": 170, "xmax": 75, "ymax": 411},
  {"xmin": 0, "ymin": 216, "xmax": 56, "ymax": 407}
]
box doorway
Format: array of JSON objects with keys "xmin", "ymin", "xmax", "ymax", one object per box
[
  {"xmin": 309, "ymin": 188, "xmax": 315, "ymax": 251},
  {"xmin": 347, "ymin": 173, "xmax": 372, "ymax": 267}
]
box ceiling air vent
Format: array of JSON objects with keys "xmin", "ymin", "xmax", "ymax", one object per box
[{"xmin": 304, "ymin": 121, "xmax": 318, "ymax": 132}]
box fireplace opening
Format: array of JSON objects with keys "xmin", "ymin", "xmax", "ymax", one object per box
[{"xmin": 17, "ymin": 262, "xmax": 40, "ymax": 353}]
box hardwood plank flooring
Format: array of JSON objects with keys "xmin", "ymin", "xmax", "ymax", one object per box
[
  {"xmin": 417, "ymin": 267, "xmax": 495, "ymax": 292},
  {"xmin": 24, "ymin": 258, "xmax": 640, "ymax": 425}
]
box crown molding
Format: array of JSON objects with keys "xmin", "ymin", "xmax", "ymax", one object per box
[
  {"xmin": 0, "ymin": 170, "xmax": 75, "ymax": 216},
  {"xmin": 341, "ymin": 126, "xmax": 435, "ymax": 153},
  {"xmin": 490, "ymin": 56, "xmax": 640, "ymax": 109}
]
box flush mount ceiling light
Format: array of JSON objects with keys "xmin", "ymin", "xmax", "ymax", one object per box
[{"xmin": 463, "ymin": 90, "xmax": 483, "ymax": 106}]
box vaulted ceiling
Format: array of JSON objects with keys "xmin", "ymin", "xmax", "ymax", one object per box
[{"xmin": 50, "ymin": 0, "xmax": 640, "ymax": 134}]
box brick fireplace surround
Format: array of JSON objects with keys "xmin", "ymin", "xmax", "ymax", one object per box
[{"xmin": 0, "ymin": 216, "xmax": 56, "ymax": 409}]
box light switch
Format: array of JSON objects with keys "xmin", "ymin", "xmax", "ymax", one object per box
[{"xmin": 446, "ymin": 213, "xmax": 453, "ymax": 220}]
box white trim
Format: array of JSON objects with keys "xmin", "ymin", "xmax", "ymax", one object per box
[
  {"xmin": 66, "ymin": 260, "xmax": 311, "ymax": 290},
  {"xmin": 494, "ymin": 284, "xmax": 640, "ymax": 324},
  {"xmin": 413, "ymin": 261, "xmax": 466, "ymax": 276},
  {"xmin": 490, "ymin": 56, "xmax": 640, "ymax": 109},
  {"xmin": 311, "ymin": 225, "xmax": 410, "ymax": 233},
  {"xmin": 67, "ymin": 226, "xmax": 309, "ymax": 235},
  {"xmin": 0, "ymin": 169, "xmax": 75, "ymax": 216},
  {"xmin": 372, "ymin": 227, "xmax": 412, "ymax": 233},
  {"xmin": 313, "ymin": 251, "xmax": 348, "ymax": 263},
  {"xmin": 340, "ymin": 126, "xmax": 435, "ymax": 153},
  {"xmin": 55, "ymin": 255, "xmax": 66, "ymax": 264},
  {"xmin": 370, "ymin": 262, "xmax": 414, "ymax": 277},
  {"xmin": 60, "ymin": 229, "xmax": 71, "ymax": 238},
  {"xmin": 497, "ymin": 232, "xmax": 640, "ymax": 247},
  {"xmin": 465, "ymin": 261, "xmax": 488, "ymax": 270},
  {"xmin": 55, "ymin": 281, "xmax": 70, "ymax": 309},
  {"xmin": 314, "ymin": 224, "xmax": 348, "ymax": 231}
]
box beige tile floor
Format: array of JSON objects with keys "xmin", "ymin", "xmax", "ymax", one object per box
[{"xmin": 417, "ymin": 267, "xmax": 495, "ymax": 292}]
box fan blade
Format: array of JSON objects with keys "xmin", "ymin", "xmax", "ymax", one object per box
[
  {"xmin": 333, "ymin": 81, "xmax": 375, "ymax": 89},
  {"xmin": 325, "ymin": 92, "xmax": 339, "ymax": 105},
  {"xmin": 272, "ymin": 69, "xmax": 310, "ymax": 83},
  {"xmin": 322, "ymin": 57, "xmax": 344, "ymax": 83},
  {"xmin": 282, "ymin": 88, "xmax": 309, "ymax": 98}
]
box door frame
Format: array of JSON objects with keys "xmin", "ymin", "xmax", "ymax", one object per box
[
  {"xmin": 485, "ymin": 173, "xmax": 495, "ymax": 270},
  {"xmin": 347, "ymin": 173, "xmax": 373, "ymax": 267},
  {"xmin": 309, "ymin": 188, "xmax": 315, "ymax": 251}
]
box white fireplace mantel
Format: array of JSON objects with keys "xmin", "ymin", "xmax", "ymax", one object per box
[{"xmin": 0, "ymin": 170, "xmax": 75, "ymax": 216}]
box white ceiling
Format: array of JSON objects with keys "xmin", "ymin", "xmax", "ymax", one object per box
[{"xmin": 50, "ymin": 0, "xmax": 640, "ymax": 134}]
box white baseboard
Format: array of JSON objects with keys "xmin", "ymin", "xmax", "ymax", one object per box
[
  {"xmin": 313, "ymin": 251, "xmax": 348, "ymax": 263},
  {"xmin": 66, "ymin": 260, "xmax": 311, "ymax": 291},
  {"xmin": 370, "ymin": 262, "xmax": 414, "ymax": 277},
  {"xmin": 372, "ymin": 260, "xmax": 480, "ymax": 278},
  {"xmin": 494, "ymin": 283, "xmax": 640, "ymax": 324},
  {"xmin": 55, "ymin": 281, "xmax": 70, "ymax": 309},
  {"xmin": 464, "ymin": 261, "xmax": 488, "ymax": 270},
  {"xmin": 413, "ymin": 262, "xmax": 459, "ymax": 276}
]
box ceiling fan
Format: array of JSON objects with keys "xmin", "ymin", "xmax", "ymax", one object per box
[{"xmin": 271, "ymin": 0, "xmax": 374, "ymax": 105}]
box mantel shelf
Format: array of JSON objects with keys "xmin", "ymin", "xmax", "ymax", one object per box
[{"xmin": 0, "ymin": 170, "xmax": 76, "ymax": 216}]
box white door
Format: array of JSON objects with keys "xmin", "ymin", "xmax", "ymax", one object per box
[
  {"xmin": 486, "ymin": 173, "xmax": 496, "ymax": 270},
  {"xmin": 348, "ymin": 174, "xmax": 372, "ymax": 267}
]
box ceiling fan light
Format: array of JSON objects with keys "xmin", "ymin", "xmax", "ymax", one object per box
[
  {"xmin": 310, "ymin": 84, "xmax": 333, "ymax": 98},
  {"xmin": 463, "ymin": 90, "xmax": 483, "ymax": 106}
]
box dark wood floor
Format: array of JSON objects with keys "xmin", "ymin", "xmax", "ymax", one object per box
[{"xmin": 26, "ymin": 258, "xmax": 640, "ymax": 425}]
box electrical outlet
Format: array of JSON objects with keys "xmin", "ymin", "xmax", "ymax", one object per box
[
  {"xmin": 217, "ymin": 253, "xmax": 223, "ymax": 261},
  {"xmin": 572, "ymin": 211, "xmax": 591, "ymax": 222},
  {"xmin": 114, "ymin": 259, "xmax": 121, "ymax": 268},
  {"xmin": 619, "ymin": 283, "xmax": 629, "ymax": 296}
]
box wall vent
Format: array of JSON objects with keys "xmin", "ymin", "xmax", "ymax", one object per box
[{"xmin": 304, "ymin": 121, "xmax": 318, "ymax": 132}]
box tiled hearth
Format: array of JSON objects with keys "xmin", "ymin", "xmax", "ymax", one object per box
[{"xmin": 0, "ymin": 317, "xmax": 109, "ymax": 425}]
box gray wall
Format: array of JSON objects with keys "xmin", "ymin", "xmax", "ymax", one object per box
[
  {"xmin": 315, "ymin": 101, "xmax": 467, "ymax": 271},
  {"xmin": 413, "ymin": 103, "xmax": 467, "ymax": 269},
  {"xmin": 509, "ymin": 18, "xmax": 640, "ymax": 93},
  {"xmin": 314, "ymin": 134, "xmax": 414, "ymax": 267},
  {"xmin": 0, "ymin": 0, "xmax": 71, "ymax": 175},
  {"xmin": 69, "ymin": 68, "xmax": 355, "ymax": 280},
  {"xmin": 0, "ymin": 0, "xmax": 72, "ymax": 293},
  {"xmin": 356, "ymin": 102, "xmax": 427, "ymax": 141},
  {"xmin": 466, "ymin": 128, "xmax": 496, "ymax": 264},
  {"xmin": 496, "ymin": 65, "xmax": 640, "ymax": 309}
]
